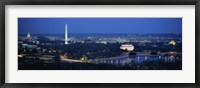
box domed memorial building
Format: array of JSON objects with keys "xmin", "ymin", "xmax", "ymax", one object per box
[{"xmin": 120, "ymin": 44, "xmax": 134, "ymax": 51}]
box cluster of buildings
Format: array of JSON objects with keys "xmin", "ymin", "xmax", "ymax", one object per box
[{"xmin": 18, "ymin": 24, "xmax": 181, "ymax": 64}]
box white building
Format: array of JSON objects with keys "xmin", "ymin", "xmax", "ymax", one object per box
[
  {"xmin": 168, "ymin": 40, "xmax": 176, "ymax": 45},
  {"xmin": 27, "ymin": 33, "xmax": 31, "ymax": 38},
  {"xmin": 65, "ymin": 24, "xmax": 68, "ymax": 44},
  {"xmin": 120, "ymin": 44, "xmax": 134, "ymax": 51}
]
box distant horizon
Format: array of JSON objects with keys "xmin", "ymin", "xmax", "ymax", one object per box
[
  {"xmin": 18, "ymin": 18, "xmax": 182, "ymax": 34},
  {"xmin": 18, "ymin": 33, "xmax": 182, "ymax": 35}
]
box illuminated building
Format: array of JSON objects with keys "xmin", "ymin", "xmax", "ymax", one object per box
[
  {"xmin": 36, "ymin": 41, "xmax": 40, "ymax": 44},
  {"xmin": 120, "ymin": 44, "xmax": 134, "ymax": 51},
  {"xmin": 169, "ymin": 40, "xmax": 176, "ymax": 45},
  {"xmin": 65, "ymin": 24, "xmax": 68, "ymax": 44},
  {"xmin": 100, "ymin": 41, "xmax": 107, "ymax": 44},
  {"xmin": 27, "ymin": 33, "xmax": 31, "ymax": 38},
  {"xmin": 18, "ymin": 54, "xmax": 24, "ymax": 58}
]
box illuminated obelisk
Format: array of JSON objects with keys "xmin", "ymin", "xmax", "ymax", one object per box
[{"xmin": 65, "ymin": 24, "xmax": 68, "ymax": 44}]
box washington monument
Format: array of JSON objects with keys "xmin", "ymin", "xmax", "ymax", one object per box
[{"xmin": 65, "ymin": 24, "xmax": 68, "ymax": 44}]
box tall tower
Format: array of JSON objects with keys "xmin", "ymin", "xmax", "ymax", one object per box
[{"xmin": 65, "ymin": 24, "xmax": 68, "ymax": 44}]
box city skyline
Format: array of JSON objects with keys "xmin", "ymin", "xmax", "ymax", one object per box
[
  {"xmin": 18, "ymin": 18, "xmax": 182, "ymax": 70},
  {"xmin": 18, "ymin": 18, "xmax": 182, "ymax": 34}
]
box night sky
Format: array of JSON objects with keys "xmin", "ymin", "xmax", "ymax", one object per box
[{"xmin": 18, "ymin": 18, "xmax": 182, "ymax": 34}]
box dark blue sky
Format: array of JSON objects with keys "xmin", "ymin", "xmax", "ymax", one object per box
[{"xmin": 18, "ymin": 18, "xmax": 182, "ymax": 34}]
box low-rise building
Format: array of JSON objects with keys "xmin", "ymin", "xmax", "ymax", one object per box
[{"xmin": 120, "ymin": 44, "xmax": 134, "ymax": 51}]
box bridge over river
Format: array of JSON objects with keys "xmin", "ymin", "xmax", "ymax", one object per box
[
  {"xmin": 60, "ymin": 52, "xmax": 181, "ymax": 64},
  {"xmin": 91, "ymin": 55, "xmax": 162, "ymax": 61},
  {"xmin": 89, "ymin": 52, "xmax": 181, "ymax": 64}
]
